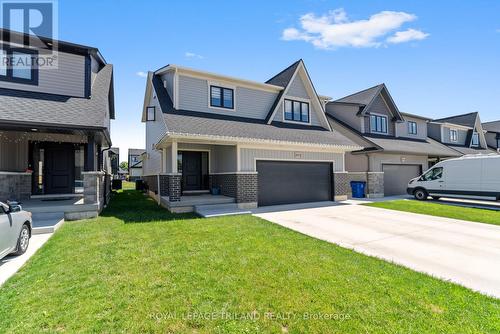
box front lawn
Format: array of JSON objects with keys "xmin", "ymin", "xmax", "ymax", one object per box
[
  {"xmin": 0, "ymin": 191, "xmax": 499, "ymax": 333},
  {"xmin": 366, "ymin": 200, "xmax": 500, "ymax": 226}
]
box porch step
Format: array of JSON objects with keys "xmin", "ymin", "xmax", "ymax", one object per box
[
  {"xmin": 194, "ymin": 203, "xmax": 252, "ymax": 218},
  {"xmin": 31, "ymin": 212, "xmax": 65, "ymax": 235},
  {"xmin": 23, "ymin": 203, "xmax": 99, "ymax": 214},
  {"xmin": 183, "ymin": 190, "xmax": 210, "ymax": 195},
  {"xmin": 30, "ymin": 193, "xmax": 83, "ymax": 200}
]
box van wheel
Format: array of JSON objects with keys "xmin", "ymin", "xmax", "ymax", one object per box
[{"xmin": 414, "ymin": 189, "xmax": 428, "ymax": 201}]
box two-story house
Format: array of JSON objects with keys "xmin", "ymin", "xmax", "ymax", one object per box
[
  {"xmin": 128, "ymin": 148, "xmax": 144, "ymax": 181},
  {"xmin": 481, "ymin": 120, "xmax": 500, "ymax": 151},
  {"xmin": 141, "ymin": 60, "xmax": 361, "ymax": 212},
  {"xmin": 0, "ymin": 29, "xmax": 114, "ymax": 208},
  {"xmin": 325, "ymin": 84, "xmax": 460, "ymax": 196},
  {"xmin": 428, "ymin": 112, "xmax": 495, "ymax": 155}
]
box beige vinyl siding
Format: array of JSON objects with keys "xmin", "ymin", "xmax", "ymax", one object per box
[
  {"xmin": 345, "ymin": 153, "xmax": 369, "ymax": 172},
  {"xmin": 177, "ymin": 75, "xmax": 277, "ymax": 119},
  {"xmin": 396, "ymin": 115, "xmax": 427, "ymax": 140},
  {"xmin": 485, "ymin": 132, "xmax": 499, "ymax": 149},
  {"xmin": 0, "ymin": 49, "xmax": 86, "ymax": 97},
  {"xmin": 143, "ymin": 93, "xmax": 167, "ymax": 175},
  {"xmin": 240, "ymin": 148, "xmax": 344, "ymax": 172},
  {"xmin": 368, "ymin": 153, "xmax": 428, "ymax": 172},
  {"xmin": 427, "ymin": 123, "xmax": 442, "ymax": 142}
]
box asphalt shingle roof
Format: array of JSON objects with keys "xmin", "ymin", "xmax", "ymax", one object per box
[
  {"xmin": 367, "ymin": 136, "xmax": 462, "ymax": 157},
  {"xmin": 447, "ymin": 146, "xmax": 496, "ymax": 155},
  {"xmin": 333, "ymin": 84, "xmax": 383, "ymax": 105},
  {"xmin": 482, "ymin": 121, "xmax": 500, "ymax": 132},
  {"xmin": 265, "ymin": 60, "xmax": 301, "ymax": 87},
  {"xmin": 433, "ymin": 112, "xmax": 478, "ymax": 128},
  {"xmin": 0, "ymin": 64, "xmax": 113, "ymax": 129}
]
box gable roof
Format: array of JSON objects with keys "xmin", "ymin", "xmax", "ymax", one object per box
[
  {"xmin": 0, "ymin": 64, "xmax": 114, "ymax": 130},
  {"xmin": 482, "ymin": 120, "xmax": 500, "ymax": 132},
  {"xmin": 433, "ymin": 112, "xmax": 478, "ymax": 128},
  {"xmin": 332, "ymin": 84, "xmax": 404, "ymax": 121},
  {"xmin": 264, "ymin": 60, "xmax": 332, "ymax": 130}
]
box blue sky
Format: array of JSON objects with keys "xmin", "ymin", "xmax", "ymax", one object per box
[{"xmin": 57, "ymin": 0, "xmax": 500, "ymax": 161}]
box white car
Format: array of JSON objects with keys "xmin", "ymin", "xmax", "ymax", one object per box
[{"xmin": 0, "ymin": 201, "xmax": 32, "ymax": 260}]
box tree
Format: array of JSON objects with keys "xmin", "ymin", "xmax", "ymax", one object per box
[{"xmin": 119, "ymin": 161, "xmax": 128, "ymax": 170}]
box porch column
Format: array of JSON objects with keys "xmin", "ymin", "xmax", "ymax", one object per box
[
  {"xmin": 170, "ymin": 141, "xmax": 178, "ymax": 173},
  {"xmin": 85, "ymin": 135, "xmax": 96, "ymax": 171},
  {"xmin": 333, "ymin": 172, "xmax": 349, "ymax": 201}
]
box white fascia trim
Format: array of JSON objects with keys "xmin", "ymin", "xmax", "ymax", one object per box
[
  {"xmin": 159, "ymin": 132, "xmax": 362, "ymax": 152},
  {"xmin": 156, "ymin": 64, "xmax": 283, "ymax": 92}
]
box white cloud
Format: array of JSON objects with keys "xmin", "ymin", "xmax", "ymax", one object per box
[
  {"xmin": 282, "ymin": 8, "xmax": 428, "ymax": 49},
  {"xmin": 136, "ymin": 71, "xmax": 148, "ymax": 78},
  {"xmin": 185, "ymin": 52, "xmax": 204, "ymax": 59},
  {"xmin": 387, "ymin": 28, "xmax": 429, "ymax": 43}
]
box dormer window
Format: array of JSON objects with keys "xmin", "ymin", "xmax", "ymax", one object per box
[
  {"xmin": 450, "ymin": 129, "xmax": 458, "ymax": 142},
  {"xmin": 284, "ymin": 99, "xmax": 309, "ymax": 123},
  {"xmin": 408, "ymin": 121, "xmax": 417, "ymax": 135},
  {"xmin": 210, "ymin": 85, "xmax": 234, "ymax": 109},
  {"xmin": 471, "ymin": 132, "xmax": 479, "ymax": 147},
  {"xmin": 370, "ymin": 114, "xmax": 388, "ymax": 134},
  {"xmin": 146, "ymin": 106, "xmax": 155, "ymax": 121},
  {"xmin": 0, "ymin": 47, "xmax": 38, "ymax": 85}
]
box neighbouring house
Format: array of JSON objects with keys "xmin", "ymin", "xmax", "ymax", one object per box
[
  {"xmin": 428, "ymin": 112, "xmax": 496, "ymax": 155},
  {"xmin": 141, "ymin": 60, "xmax": 361, "ymax": 212},
  {"xmin": 325, "ymin": 84, "xmax": 461, "ymax": 196},
  {"xmin": 482, "ymin": 120, "xmax": 500, "ymax": 151},
  {"xmin": 0, "ymin": 29, "xmax": 114, "ymax": 212},
  {"xmin": 108, "ymin": 147, "xmax": 120, "ymax": 177},
  {"xmin": 128, "ymin": 148, "xmax": 144, "ymax": 181}
]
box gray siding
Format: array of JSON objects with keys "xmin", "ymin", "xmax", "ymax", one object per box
[
  {"xmin": 427, "ymin": 123, "xmax": 442, "ymax": 141},
  {"xmin": 326, "ymin": 104, "xmax": 362, "ymax": 132},
  {"xmin": 143, "ymin": 92, "xmax": 167, "ymax": 175},
  {"xmin": 396, "ymin": 115, "xmax": 427, "ymax": 140},
  {"xmin": 0, "ymin": 49, "xmax": 86, "ymax": 97},
  {"xmin": 240, "ymin": 148, "xmax": 344, "ymax": 172},
  {"xmin": 286, "ymin": 74, "xmax": 309, "ymax": 99},
  {"xmin": 161, "ymin": 71, "xmax": 175, "ymax": 100},
  {"xmin": 177, "ymin": 75, "xmax": 277, "ymax": 119},
  {"xmin": 367, "ymin": 95, "xmax": 395, "ymax": 136},
  {"xmin": 442, "ymin": 126, "xmax": 468, "ymax": 145},
  {"xmin": 485, "ymin": 132, "xmax": 499, "ymax": 149},
  {"xmin": 368, "ymin": 153, "xmax": 428, "ymax": 173},
  {"xmin": 345, "ymin": 153, "xmax": 369, "ymax": 172}
]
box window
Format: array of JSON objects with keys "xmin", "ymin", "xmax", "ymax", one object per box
[
  {"xmin": 471, "ymin": 132, "xmax": 479, "ymax": 147},
  {"xmin": 408, "ymin": 121, "xmax": 417, "ymax": 135},
  {"xmin": 450, "ymin": 129, "xmax": 458, "ymax": 142},
  {"xmin": 210, "ymin": 85, "xmax": 234, "ymax": 109},
  {"xmin": 284, "ymin": 99, "xmax": 309, "ymax": 123},
  {"xmin": 370, "ymin": 115, "xmax": 388, "ymax": 134},
  {"xmin": 0, "ymin": 47, "xmax": 38, "ymax": 84},
  {"xmin": 146, "ymin": 106, "xmax": 155, "ymax": 121},
  {"xmin": 420, "ymin": 167, "xmax": 443, "ymax": 181}
]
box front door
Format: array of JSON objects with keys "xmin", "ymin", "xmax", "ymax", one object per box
[
  {"xmin": 182, "ymin": 151, "xmax": 202, "ymax": 191},
  {"xmin": 44, "ymin": 143, "xmax": 75, "ymax": 194}
]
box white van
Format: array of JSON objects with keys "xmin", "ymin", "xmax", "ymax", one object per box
[{"xmin": 407, "ymin": 154, "xmax": 500, "ymax": 201}]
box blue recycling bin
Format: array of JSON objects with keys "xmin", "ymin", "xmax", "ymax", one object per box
[{"xmin": 350, "ymin": 181, "xmax": 366, "ymax": 198}]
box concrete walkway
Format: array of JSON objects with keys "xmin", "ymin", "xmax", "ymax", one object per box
[
  {"xmin": 0, "ymin": 233, "xmax": 52, "ymax": 286},
  {"xmin": 255, "ymin": 204, "xmax": 500, "ymax": 298}
]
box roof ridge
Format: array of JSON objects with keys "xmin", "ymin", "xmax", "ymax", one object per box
[{"xmin": 433, "ymin": 111, "xmax": 478, "ymax": 122}]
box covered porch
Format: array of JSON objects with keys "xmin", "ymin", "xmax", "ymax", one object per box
[{"xmin": 0, "ymin": 124, "xmax": 112, "ymax": 211}]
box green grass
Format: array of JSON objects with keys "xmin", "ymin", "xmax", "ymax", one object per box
[
  {"xmin": 366, "ymin": 200, "xmax": 500, "ymax": 226},
  {"xmin": 0, "ymin": 191, "xmax": 499, "ymax": 333}
]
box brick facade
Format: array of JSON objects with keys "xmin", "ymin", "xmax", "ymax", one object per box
[
  {"xmin": 333, "ymin": 172, "xmax": 349, "ymax": 200},
  {"xmin": 209, "ymin": 173, "xmax": 257, "ymax": 204},
  {"xmin": 143, "ymin": 175, "xmax": 158, "ymax": 194},
  {"xmin": 0, "ymin": 172, "xmax": 31, "ymax": 201}
]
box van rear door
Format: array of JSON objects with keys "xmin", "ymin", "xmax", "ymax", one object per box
[{"xmin": 481, "ymin": 157, "xmax": 500, "ymax": 196}]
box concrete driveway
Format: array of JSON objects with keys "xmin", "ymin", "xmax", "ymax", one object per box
[{"xmin": 254, "ymin": 204, "xmax": 500, "ymax": 298}]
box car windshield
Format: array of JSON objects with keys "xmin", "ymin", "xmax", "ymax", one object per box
[{"xmin": 420, "ymin": 167, "xmax": 443, "ymax": 181}]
